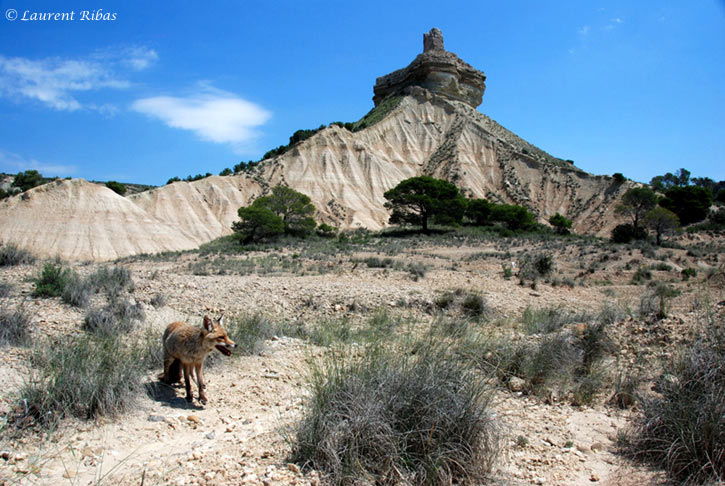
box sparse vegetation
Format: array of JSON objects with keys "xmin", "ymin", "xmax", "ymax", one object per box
[
  {"xmin": 19, "ymin": 333, "xmax": 146, "ymax": 425},
  {"xmin": 32, "ymin": 263, "xmax": 70, "ymax": 298},
  {"xmin": 0, "ymin": 308, "xmax": 32, "ymax": 346},
  {"xmin": 0, "ymin": 243, "xmax": 36, "ymax": 266},
  {"xmin": 622, "ymin": 325, "xmax": 725, "ymax": 484},
  {"xmin": 291, "ymin": 340, "xmax": 501, "ymax": 485}
]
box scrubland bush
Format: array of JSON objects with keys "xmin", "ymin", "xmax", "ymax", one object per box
[
  {"xmin": 32, "ymin": 263, "xmax": 69, "ymax": 297},
  {"xmin": 622, "ymin": 325, "xmax": 725, "ymax": 484},
  {"xmin": 0, "ymin": 243, "xmax": 35, "ymax": 266},
  {"xmin": 19, "ymin": 333, "xmax": 145, "ymax": 425},
  {"xmin": 291, "ymin": 341, "xmax": 501, "ymax": 485},
  {"xmin": 0, "ymin": 308, "xmax": 32, "ymax": 346},
  {"xmin": 83, "ymin": 296, "xmax": 144, "ymax": 335}
]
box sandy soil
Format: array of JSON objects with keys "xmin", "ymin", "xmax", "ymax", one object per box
[{"xmin": 1, "ymin": 234, "xmax": 722, "ymax": 485}]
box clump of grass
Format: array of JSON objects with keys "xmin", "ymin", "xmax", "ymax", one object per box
[
  {"xmin": 61, "ymin": 272, "xmax": 94, "ymax": 307},
  {"xmin": 32, "ymin": 263, "xmax": 69, "ymax": 297},
  {"xmin": 517, "ymin": 252, "xmax": 554, "ymax": 285},
  {"xmin": 0, "ymin": 282, "xmax": 14, "ymax": 297},
  {"xmin": 521, "ymin": 305, "xmax": 591, "ymax": 334},
  {"xmin": 631, "ymin": 266, "xmax": 652, "ymax": 284},
  {"xmin": 0, "ymin": 308, "xmax": 32, "ymax": 346},
  {"xmin": 622, "ymin": 326, "xmax": 725, "ymax": 483},
  {"xmin": 150, "ymin": 292, "xmax": 166, "ymax": 308},
  {"xmin": 83, "ymin": 296, "xmax": 144, "ymax": 335},
  {"xmin": 462, "ymin": 292, "xmax": 490, "ymax": 320},
  {"xmin": 19, "ymin": 333, "xmax": 145, "ymax": 425},
  {"xmin": 291, "ymin": 341, "xmax": 501, "ymax": 485},
  {"xmin": 86, "ymin": 266, "xmax": 133, "ymax": 297},
  {"xmin": 639, "ymin": 282, "xmax": 680, "ymax": 320},
  {"xmin": 406, "ymin": 261, "xmax": 428, "ymax": 280},
  {"xmin": 457, "ymin": 311, "xmax": 615, "ymax": 405},
  {"xmin": 359, "ymin": 256, "xmax": 395, "ymax": 268},
  {"xmin": 435, "ymin": 289, "xmax": 491, "ymax": 321},
  {"xmin": 0, "ymin": 243, "xmax": 35, "ymax": 266},
  {"xmin": 224, "ymin": 313, "xmax": 280, "ymax": 355}
]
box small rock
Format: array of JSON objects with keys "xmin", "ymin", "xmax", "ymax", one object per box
[
  {"xmin": 508, "ymin": 376, "xmax": 526, "ymax": 392},
  {"xmin": 148, "ymin": 414, "xmax": 165, "ymax": 422},
  {"xmin": 287, "ymin": 463, "xmax": 300, "ymax": 474},
  {"xmin": 63, "ymin": 470, "xmax": 76, "ymax": 479},
  {"xmin": 590, "ymin": 442, "xmax": 605, "ymax": 453},
  {"xmin": 206, "ymin": 431, "xmax": 216, "ymax": 440},
  {"xmin": 187, "ymin": 415, "xmax": 201, "ymax": 424},
  {"xmin": 590, "ymin": 473, "xmax": 601, "ymax": 482}
]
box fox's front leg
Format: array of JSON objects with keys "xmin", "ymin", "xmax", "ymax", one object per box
[{"xmin": 195, "ymin": 363, "xmax": 207, "ymax": 404}]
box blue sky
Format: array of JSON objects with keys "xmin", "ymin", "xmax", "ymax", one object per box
[{"xmin": 0, "ymin": 1, "xmax": 723, "ymax": 186}]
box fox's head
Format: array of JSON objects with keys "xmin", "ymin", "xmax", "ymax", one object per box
[{"xmin": 203, "ymin": 315, "xmax": 237, "ymax": 357}]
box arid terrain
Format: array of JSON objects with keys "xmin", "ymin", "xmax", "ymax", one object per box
[{"xmin": 1, "ymin": 230, "xmax": 722, "ymax": 485}]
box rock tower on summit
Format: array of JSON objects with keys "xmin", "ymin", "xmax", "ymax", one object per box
[{"xmin": 373, "ymin": 28, "xmax": 487, "ymax": 108}]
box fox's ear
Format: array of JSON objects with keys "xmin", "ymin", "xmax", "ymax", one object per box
[
  {"xmin": 218, "ymin": 315, "xmax": 225, "ymax": 327},
  {"xmin": 203, "ymin": 316, "xmax": 213, "ymax": 332}
]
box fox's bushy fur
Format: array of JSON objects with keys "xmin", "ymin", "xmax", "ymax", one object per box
[{"xmin": 159, "ymin": 315, "xmax": 236, "ymax": 404}]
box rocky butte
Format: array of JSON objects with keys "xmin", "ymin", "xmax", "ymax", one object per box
[
  {"xmin": 373, "ymin": 28, "xmax": 487, "ymax": 108},
  {"xmin": 0, "ymin": 29, "xmax": 631, "ymax": 261}
]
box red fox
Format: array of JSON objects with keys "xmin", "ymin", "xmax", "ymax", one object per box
[{"xmin": 159, "ymin": 315, "xmax": 237, "ymax": 404}]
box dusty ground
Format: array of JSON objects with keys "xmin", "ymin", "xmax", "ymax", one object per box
[{"xmin": 0, "ymin": 233, "xmax": 722, "ymax": 485}]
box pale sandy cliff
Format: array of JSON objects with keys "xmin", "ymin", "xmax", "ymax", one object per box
[{"xmin": 0, "ymin": 29, "xmax": 630, "ymax": 261}]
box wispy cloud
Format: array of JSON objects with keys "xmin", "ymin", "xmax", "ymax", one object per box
[
  {"xmin": 131, "ymin": 85, "xmax": 271, "ymax": 151},
  {"xmin": 578, "ymin": 25, "xmax": 591, "ymax": 36},
  {"xmin": 0, "ymin": 45, "xmax": 157, "ymax": 112},
  {"xmin": 603, "ymin": 17, "xmax": 623, "ymax": 31},
  {"xmin": 0, "ymin": 149, "xmax": 76, "ymax": 176}
]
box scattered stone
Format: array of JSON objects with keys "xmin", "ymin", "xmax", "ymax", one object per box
[
  {"xmin": 590, "ymin": 473, "xmax": 601, "ymax": 482},
  {"xmin": 148, "ymin": 414, "xmax": 165, "ymax": 422},
  {"xmin": 590, "ymin": 442, "xmax": 605, "ymax": 453},
  {"xmin": 287, "ymin": 463, "xmax": 300, "ymax": 474},
  {"xmin": 508, "ymin": 376, "xmax": 526, "ymax": 392}
]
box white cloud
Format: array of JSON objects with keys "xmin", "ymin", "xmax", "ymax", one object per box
[
  {"xmin": 578, "ymin": 25, "xmax": 591, "ymax": 36},
  {"xmin": 131, "ymin": 87, "xmax": 271, "ymax": 150},
  {"xmin": 0, "ymin": 149, "xmax": 76, "ymax": 177},
  {"xmin": 0, "ymin": 45, "xmax": 157, "ymax": 111},
  {"xmin": 120, "ymin": 47, "xmax": 159, "ymax": 71},
  {"xmin": 603, "ymin": 17, "xmax": 623, "ymax": 31}
]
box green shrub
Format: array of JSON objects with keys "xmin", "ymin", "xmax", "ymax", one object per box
[
  {"xmin": 19, "ymin": 333, "xmax": 145, "ymax": 424},
  {"xmin": 517, "ymin": 252, "xmax": 554, "ymax": 284},
  {"xmin": 462, "ymin": 292, "xmax": 490, "ymax": 320},
  {"xmin": 0, "ymin": 309, "xmax": 32, "ymax": 346},
  {"xmin": 623, "ymin": 326, "xmax": 725, "ymax": 483},
  {"xmin": 291, "ymin": 342, "xmax": 501, "ymax": 485},
  {"xmin": 549, "ymin": 213, "xmax": 573, "ymax": 235},
  {"xmin": 0, "ymin": 243, "xmax": 36, "ymax": 266},
  {"xmin": 611, "ymin": 223, "xmax": 648, "ymax": 244},
  {"xmin": 32, "ymin": 263, "xmax": 69, "ymax": 297},
  {"xmin": 681, "ymin": 268, "xmax": 697, "ymax": 281},
  {"xmin": 105, "ymin": 180, "xmax": 127, "ymax": 195},
  {"xmin": 639, "ymin": 282, "xmax": 680, "ymax": 320},
  {"xmin": 316, "ymin": 223, "xmax": 337, "ymax": 238}
]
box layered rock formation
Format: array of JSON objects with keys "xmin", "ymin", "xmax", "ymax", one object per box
[
  {"xmin": 0, "ymin": 30, "xmax": 630, "ymax": 261},
  {"xmin": 373, "ymin": 28, "xmax": 487, "ymax": 108}
]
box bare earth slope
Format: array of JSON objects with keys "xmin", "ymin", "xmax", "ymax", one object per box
[{"xmin": 0, "ymin": 90, "xmax": 630, "ymax": 261}]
